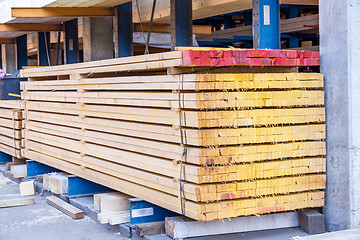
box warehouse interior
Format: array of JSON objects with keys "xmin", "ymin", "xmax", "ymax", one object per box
[{"xmin": 0, "ymin": 0, "xmax": 356, "ymax": 239}]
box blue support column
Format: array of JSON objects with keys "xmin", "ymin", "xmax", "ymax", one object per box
[
  {"xmin": 27, "ymin": 160, "xmax": 59, "ymax": 177},
  {"xmin": 38, "ymin": 32, "xmax": 51, "ymax": 66},
  {"xmin": 289, "ymin": 34, "xmax": 300, "ymax": 48},
  {"xmin": 16, "ymin": 35, "xmax": 27, "ymax": 70},
  {"xmin": 64, "ymin": 19, "xmax": 79, "ymax": 64},
  {"xmin": 252, "ymin": 0, "xmax": 280, "ymax": 49},
  {"xmin": 171, "ymin": 0, "xmax": 193, "ymax": 48},
  {"xmin": 0, "ymin": 152, "xmax": 12, "ymax": 163},
  {"xmin": 224, "ymin": 15, "xmax": 233, "ymax": 29},
  {"xmin": 244, "ymin": 10, "xmax": 252, "ymax": 26},
  {"xmin": 0, "ymin": 45, "xmax": 2, "ymax": 69},
  {"xmin": 289, "ymin": 6, "xmax": 299, "ymax": 18},
  {"xmin": 117, "ymin": 2, "xmax": 133, "ymax": 57}
]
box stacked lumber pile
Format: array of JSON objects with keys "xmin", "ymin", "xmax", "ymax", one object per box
[
  {"xmin": 0, "ymin": 100, "xmax": 23, "ymax": 159},
  {"xmin": 21, "ymin": 49, "xmax": 325, "ymax": 221}
]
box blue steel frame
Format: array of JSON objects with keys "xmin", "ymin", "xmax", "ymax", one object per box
[
  {"xmin": 16, "ymin": 35, "xmax": 27, "ymax": 69},
  {"xmin": 38, "ymin": 32, "xmax": 51, "ymax": 66},
  {"xmin": 67, "ymin": 176, "xmax": 112, "ymax": 198},
  {"xmin": 253, "ymin": 0, "xmax": 280, "ymax": 49},
  {"xmin": 64, "ymin": 19, "xmax": 79, "ymax": 64},
  {"xmin": 26, "ymin": 160, "xmax": 59, "ymax": 177},
  {"xmin": 130, "ymin": 198, "xmax": 178, "ymax": 224},
  {"xmin": 0, "ymin": 152, "xmax": 12, "ymax": 163},
  {"xmin": 117, "ymin": 2, "xmax": 133, "ymax": 57}
]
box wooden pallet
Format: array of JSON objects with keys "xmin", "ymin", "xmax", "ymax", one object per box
[{"xmin": 20, "ymin": 49, "xmax": 325, "ymax": 221}]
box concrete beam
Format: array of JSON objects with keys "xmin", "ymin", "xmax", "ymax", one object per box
[
  {"xmin": 83, "ymin": 17, "xmax": 113, "ymax": 62},
  {"xmin": 1, "ymin": 44, "xmax": 17, "ymax": 73},
  {"xmin": 320, "ymin": 0, "xmax": 360, "ymax": 231}
]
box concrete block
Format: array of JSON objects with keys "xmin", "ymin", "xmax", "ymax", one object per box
[
  {"xmin": 19, "ymin": 181, "xmax": 35, "ymax": 196},
  {"xmin": 299, "ymin": 209, "xmax": 325, "ymax": 234},
  {"xmin": 136, "ymin": 221, "xmax": 165, "ymax": 237},
  {"xmin": 119, "ymin": 223, "xmax": 132, "ymax": 238},
  {"xmin": 166, "ymin": 212, "xmax": 300, "ymax": 239}
]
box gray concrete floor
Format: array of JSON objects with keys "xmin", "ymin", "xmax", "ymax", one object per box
[
  {"xmin": 0, "ymin": 179, "xmax": 127, "ymax": 240},
  {"xmin": 188, "ymin": 227, "xmax": 309, "ymax": 240}
]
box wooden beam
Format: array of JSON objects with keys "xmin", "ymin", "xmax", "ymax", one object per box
[
  {"xmin": 134, "ymin": 23, "xmax": 211, "ymax": 35},
  {"xmin": 133, "ymin": 0, "xmax": 318, "ymax": 24},
  {"xmin": 0, "ymin": 198, "xmax": 34, "ymax": 208},
  {"xmin": 197, "ymin": 14, "xmax": 319, "ymax": 42},
  {"xmin": 134, "ymin": 0, "xmax": 253, "ymax": 24},
  {"xmin": 46, "ymin": 196, "xmax": 84, "ymax": 219},
  {"xmin": 0, "ymin": 24, "xmax": 62, "ymax": 32},
  {"xmin": 281, "ymin": 0, "xmax": 318, "ymax": 4},
  {"xmin": 11, "ymin": 7, "xmax": 115, "ymax": 18},
  {"xmin": 0, "ymin": 39, "xmax": 15, "ymax": 44}
]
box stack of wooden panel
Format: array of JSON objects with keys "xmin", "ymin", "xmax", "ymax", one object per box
[
  {"xmin": 21, "ymin": 49, "xmax": 325, "ymax": 221},
  {"xmin": 0, "ymin": 100, "xmax": 23, "ymax": 159}
]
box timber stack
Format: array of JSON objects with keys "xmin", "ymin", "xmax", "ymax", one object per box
[
  {"xmin": 0, "ymin": 100, "xmax": 23, "ymax": 159},
  {"xmin": 20, "ymin": 48, "xmax": 326, "ymax": 221}
]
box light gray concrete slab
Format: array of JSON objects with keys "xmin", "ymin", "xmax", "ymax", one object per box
[{"xmin": 291, "ymin": 228, "xmax": 360, "ymax": 240}]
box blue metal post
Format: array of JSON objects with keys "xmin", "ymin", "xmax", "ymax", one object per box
[
  {"xmin": 252, "ymin": 0, "xmax": 280, "ymax": 49},
  {"xmin": 16, "ymin": 35, "xmax": 27, "ymax": 70},
  {"xmin": 0, "ymin": 152, "xmax": 12, "ymax": 163},
  {"xmin": 38, "ymin": 32, "xmax": 51, "ymax": 66},
  {"xmin": 224, "ymin": 15, "xmax": 233, "ymax": 29},
  {"xmin": 64, "ymin": 19, "xmax": 79, "ymax": 64},
  {"xmin": 117, "ymin": 2, "xmax": 133, "ymax": 57},
  {"xmin": 288, "ymin": 6, "xmax": 300, "ymax": 48},
  {"xmin": 0, "ymin": 45, "xmax": 2, "ymax": 69},
  {"xmin": 244, "ymin": 10, "xmax": 252, "ymax": 26},
  {"xmin": 171, "ymin": 0, "xmax": 193, "ymax": 48},
  {"xmin": 289, "ymin": 6, "xmax": 299, "ymax": 18}
]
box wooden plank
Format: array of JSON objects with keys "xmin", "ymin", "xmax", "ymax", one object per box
[
  {"xmin": 11, "ymin": 164, "xmax": 27, "ymax": 178},
  {"xmin": 0, "ymin": 24, "xmax": 62, "ymax": 32},
  {"xmin": 25, "ymin": 120, "xmax": 326, "ymax": 166},
  {"xmin": 46, "ymin": 196, "xmax": 84, "ymax": 219},
  {"xmin": 21, "ymin": 51, "xmax": 182, "ymax": 78},
  {"xmin": 98, "ymin": 211, "xmax": 130, "ymax": 224},
  {"xmin": 100, "ymin": 194, "xmax": 131, "ymax": 213},
  {"xmin": 25, "ymin": 149, "xmax": 326, "ymax": 221},
  {"xmin": 0, "ymin": 198, "xmax": 34, "ymax": 208},
  {"xmin": 108, "ymin": 212, "xmax": 131, "ymax": 225},
  {"xmin": 0, "ymin": 100, "xmax": 22, "ymax": 109},
  {"xmin": 23, "ymin": 101, "xmax": 325, "ymax": 128}
]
